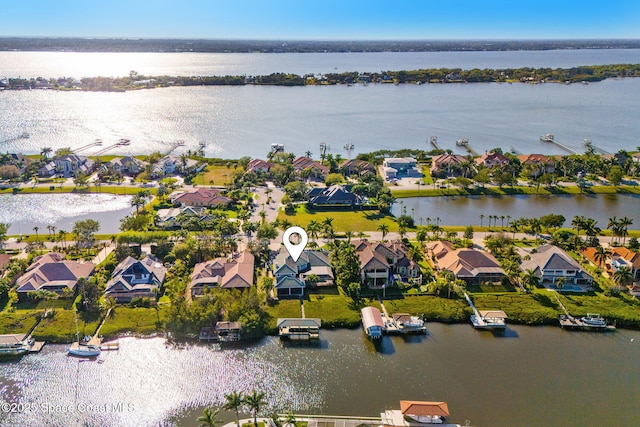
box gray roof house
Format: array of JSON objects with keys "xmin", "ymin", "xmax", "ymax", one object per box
[
  {"xmin": 307, "ymin": 185, "xmax": 363, "ymax": 208},
  {"xmin": 272, "ymin": 248, "xmax": 334, "ymax": 298},
  {"xmin": 104, "ymin": 255, "xmax": 167, "ymax": 302},
  {"xmin": 521, "ymin": 244, "xmax": 593, "ymax": 289}
]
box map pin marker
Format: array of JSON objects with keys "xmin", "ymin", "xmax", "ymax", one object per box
[{"xmin": 283, "ymin": 226, "xmax": 308, "ymax": 262}]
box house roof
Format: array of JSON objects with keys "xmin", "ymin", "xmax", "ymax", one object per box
[
  {"xmin": 361, "ymin": 306, "xmax": 384, "ymax": 329},
  {"xmin": 611, "ymin": 247, "xmax": 640, "ymax": 268},
  {"xmin": 436, "ymin": 247, "xmax": 505, "ymax": 278},
  {"xmin": 479, "ymin": 310, "xmax": 508, "ymax": 319},
  {"xmin": 475, "ymin": 151, "xmax": 509, "ymax": 166},
  {"xmin": 172, "ymin": 188, "xmax": 231, "ymax": 207},
  {"xmin": 0, "ymin": 253, "xmax": 12, "ymax": 270},
  {"xmin": 292, "ymin": 156, "xmax": 329, "ymax": 174},
  {"xmin": 353, "ymin": 239, "xmax": 418, "ymax": 273},
  {"xmin": 307, "ymin": 185, "xmax": 361, "ymax": 205},
  {"xmin": 275, "ymin": 275, "xmax": 305, "ymax": 289},
  {"xmin": 189, "ymin": 251, "xmax": 254, "ymax": 292},
  {"xmin": 400, "ymin": 401, "xmax": 450, "ymax": 417},
  {"xmin": 105, "ymin": 255, "xmax": 166, "ymax": 293},
  {"xmin": 521, "ymin": 245, "xmax": 590, "ymax": 278},
  {"xmin": 247, "ymin": 158, "xmax": 272, "ymax": 172},
  {"xmin": 277, "ymin": 318, "xmax": 321, "ymax": 328},
  {"xmin": 517, "ymin": 154, "xmax": 555, "ymax": 165},
  {"xmin": 16, "ymin": 253, "xmax": 95, "ymax": 293},
  {"xmin": 339, "ymin": 159, "xmax": 375, "ymax": 174}
]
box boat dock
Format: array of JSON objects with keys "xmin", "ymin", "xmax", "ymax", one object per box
[
  {"xmin": 583, "ymin": 139, "xmax": 610, "ymax": 155},
  {"xmin": 539, "ymin": 133, "xmax": 579, "ymax": 154},
  {"xmin": 378, "ymin": 299, "xmax": 426, "ymax": 335},
  {"xmin": 277, "ymin": 318, "xmax": 321, "ymax": 340},
  {"xmin": 455, "ymin": 138, "xmax": 479, "ymax": 156},
  {"xmin": 555, "ymin": 295, "xmax": 616, "ymax": 332},
  {"xmin": 429, "ymin": 136, "xmax": 442, "ymax": 150},
  {"xmin": 464, "ymin": 291, "xmax": 507, "ymax": 329}
]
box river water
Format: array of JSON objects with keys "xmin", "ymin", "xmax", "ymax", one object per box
[
  {"xmin": 0, "ymin": 193, "xmax": 134, "ymax": 235},
  {"xmin": 1, "ymin": 50, "xmax": 640, "ymax": 159},
  {"xmin": 1, "ymin": 326, "xmax": 639, "ymax": 427},
  {"xmin": 392, "ymin": 193, "xmax": 640, "ymax": 228}
]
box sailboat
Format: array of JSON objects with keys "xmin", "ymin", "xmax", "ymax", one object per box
[{"xmin": 67, "ymin": 311, "xmax": 101, "ymax": 357}]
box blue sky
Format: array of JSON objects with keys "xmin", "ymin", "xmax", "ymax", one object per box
[{"xmin": 0, "ymin": 0, "xmax": 638, "ymax": 39}]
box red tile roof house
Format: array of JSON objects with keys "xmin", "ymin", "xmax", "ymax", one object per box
[
  {"xmin": 430, "ymin": 153, "xmax": 468, "ymax": 177},
  {"xmin": 16, "ymin": 253, "xmax": 96, "ymax": 298},
  {"xmin": 292, "ymin": 156, "xmax": 329, "ymax": 180},
  {"xmin": 381, "ymin": 400, "xmax": 451, "ymax": 426},
  {"xmin": 353, "ymin": 239, "xmax": 420, "ymax": 288},
  {"xmin": 517, "ymin": 154, "xmax": 556, "ymax": 177},
  {"xmin": 246, "ymin": 158, "xmax": 273, "ymax": 174},
  {"xmin": 475, "ymin": 150, "xmax": 510, "ymax": 168},
  {"xmin": 188, "ymin": 251, "xmax": 255, "ymax": 299},
  {"xmin": 170, "ymin": 188, "xmax": 232, "ymax": 208},
  {"xmin": 426, "ymin": 240, "xmax": 506, "ymax": 285},
  {"xmin": 104, "ymin": 255, "xmax": 167, "ymax": 302}
]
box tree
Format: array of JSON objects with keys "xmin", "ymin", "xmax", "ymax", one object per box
[
  {"xmin": 223, "ymin": 391, "xmax": 244, "ymax": 427},
  {"xmin": 571, "ymin": 216, "xmax": 586, "ymax": 237},
  {"xmin": 619, "ymin": 216, "xmax": 634, "ymax": 245},
  {"xmin": 331, "ymin": 241, "xmax": 361, "ymax": 289},
  {"xmin": 612, "ymin": 266, "xmax": 633, "ymax": 287},
  {"xmin": 244, "ymin": 391, "xmax": 266, "ymax": 427},
  {"xmin": 607, "ymin": 165, "xmax": 624, "ymax": 186},
  {"xmin": 521, "ymin": 269, "xmax": 539, "ymax": 290},
  {"xmin": 72, "ymin": 219, "xmax": 100, "ymax": 248},
  {"xmin": 197, "ymin": 408, "xmax": 223, "ymax": 427},
  {"xmin": 40, "ymin": 147, "xmax": 52, "ymax": 160},
  {"xmin": 377, "ymin": 223, "xmax": 389, "ymax": 241},
  {"xmin": 555, "ymin": 276, "xmax": 565, "ymax": 290},
  {"xmin": 324, "ymin": 173, "xmax": 345, "ymax": 186},
  {"xmin": 0, "ymin": 222, "xmax": 10, "ymax": 248},
  {"xmin": 32, "ymin": 226, "xmax": 40, "ymax": 242},
  {"xmin": 593, "ymin": 246, "xmax": 610, "ymax": 268}
]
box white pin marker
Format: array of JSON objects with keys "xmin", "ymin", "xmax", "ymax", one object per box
[{"xmin": 283, "ymin": 226, "xmax": 308, "ymax": 262}]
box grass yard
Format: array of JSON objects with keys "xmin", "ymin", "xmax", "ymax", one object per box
[
  {"xmin": 278, "ymin": 205, "xmax": 398, "ymax": 233},
  {"xmin": 192, "ymin": 165, "xmax": 242, "ymax": 186},
  {"xmin": 391, "ymin": 184, "xmax": 640, "ymax": 199}
]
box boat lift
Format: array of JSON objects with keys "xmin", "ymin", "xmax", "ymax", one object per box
[
  {"xmin": 73, "ymin": 139, "xmax": 103, "ymax": 153},
  {"xmin": 92, "ymin": 138, "xmax": 131, "ymax": 156},
  {"xmin": 583, "ymin": 139, "xmax": 610, "ymax": 155}
]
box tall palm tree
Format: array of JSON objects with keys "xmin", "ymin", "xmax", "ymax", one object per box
[
  {"xmin": 33, "ymin": 226, "xmax": 39, "ymax": 242},
  {"xmin": 377, "ymin": 223, "xmax": 389, "ymax": 241},
  {"xmin": 308, "ymin": 220, "xmax": 320, "ymax": 245},
  {"xmin": 593, "ymin": 246, "xmax": 610, "ymax": 268},
  {"xmin": 572, "ymin": 215, "xmax": 586, "ymax": 237},
  {"xmin": 619, "ymin": 216, "xmax": 634, "ymax": 245},
  {"xmin": 521, "ymin": 269, "xmax": 539, "ymax": 290},
  {"xmin": 479, "ymin": 214, "xmax": 485, "ymax": 227},
  {"xmin": 612, "ymin": 266, "xmax": 633, "ymax": 287},
  {"xmin": 197, "ymin": 407, "xmax": 222, "ymax": 427},
  {"xmin": 223, "ymin": 391, "xmax": 244, "ymax": 427},
  {"xmin": 244, "ymin": 391, "xmax": 266, "ymax": 427},
  {"xmin": 607, "ymin": 217, "xmax": 622, "ymax": 244},
  {"xmin": 40, "ymin": 146, "xmax": 52, "ymax": 160}
]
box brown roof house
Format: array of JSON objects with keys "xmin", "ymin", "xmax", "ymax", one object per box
[
  {"xmin": 246, "ymin": 158, "xmax": 273, "ymax": 174},
  {"xmin": 475, "ymin": 150, "xmax": 509, "ymax": 168},
  {"xmin": 188, "ymin": 251, "xmax": 255, "ymax": 298},
  {"xmin": 430, "ymin": 153, "xmax": 469, "ymax": 178},
  {"xmin": 583, "ymin": 246, "xmax": 640, "ymax": 281},
  {"xmin": 426, "ymin": 241, "xmax": 505, "ymax": 285},
  {"xmin": 339, "ymin": 159, "xmax": 375, "ymax": 177},
  {"xmin": 16, "ymin": 253, "xmax": 96, "ymax": 297},
  {"xmin": 517, "ymin": 154, "xmax": 556, "ymax": 177},
  {"xmin": 353, "ymin": 240, "xmax": 420, "ymax": 288},
  {"xmin": 171, "ymin": 188, "xmax": 231, "ymax": 208},
  {"xmin": 292, "ymin": 156, "xmax": 329, "ymax": 179},
  {"xmin": 104, "ymin": 255, "xmax": 167, "ymax": 302}
]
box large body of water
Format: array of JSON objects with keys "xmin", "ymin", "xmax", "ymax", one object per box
[
  {"xmin": 0, "ymin": 193, "xmax": 133, "ymax": 235},
  {"xmin": 392, "ymin": 193, "xmax": 640, "ymax": 228},
  {"xmin": 1, "ymin": 326, "xmax": 639, "ymax": 427},
  {"xmin": 1, "ymin": 50, "xmax": 640, "ymax": 159}
]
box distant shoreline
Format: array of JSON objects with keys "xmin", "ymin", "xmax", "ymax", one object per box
[{"xmin": 2, "ymin": 38, "xmax": 640, "ymax": 53}]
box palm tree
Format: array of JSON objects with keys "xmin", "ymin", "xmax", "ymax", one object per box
[
  {"xmin": 33, "ymin": 226, "xmax": 40, "ymax": 242},
  {"xmin": 197, "ymin": 408, "xmax": 223, "ymax": 427},
  {"xmin": 377, "ymin": 223, "xmax": 389, "ymax": 241},
  {"xmin": 593, "ymin": 246, "xmax": 610, "ymax": 268},
  {"xmin": 40, "ymin": 147, "xmax": 52, "ymax": 160},
  {"xmin": 572, "ymin": 215, "xmax": 586, "ymax": 237},
  {"xmin": 521, "ymin": 269, "xmax": 539, "ymax": 290},
  {"xmin": 555, "ymin": 276, "xmax": 566, "ymax": 290},
  {"xmin": 479, "ymin": 214, "xmax": 485, "ymax": 227},
  {"xmin": 619, "ymin": 216, "xmax": 634, "ymax": 245},
  {"xmin": 612, "ymin": 266, "xmax": 633, "ymax": 287},
  {"xmin": 244, "ymin": 390, "xmax": 266, "ymax": 427},
  {"xmin": 223, "ymin": 391, "xmax": 244, "ymax": 427},
  {"xmin": 500, "ymin": 215, "xmax": 506, "ymax": 228},
  {"xmin": 607, "ymin": 216, "xmax": 620, "ymax": 244},
  {"xmin": 307, "ymin": 220, "xmax": 320, "ymax": 245}
]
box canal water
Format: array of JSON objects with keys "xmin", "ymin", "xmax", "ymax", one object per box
[
  {"xmin": 393, "ymin": 193, "xmax": 640, "ymax": 228},
  {"xmin": 1, "ymin": 325, "xmax": 639, "ymax": 427},
  {"xmin": 0, "ymin": 193, "xmax": 134, "ymax": 235}
]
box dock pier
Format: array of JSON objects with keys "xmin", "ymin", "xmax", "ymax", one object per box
[
  {"xmin": 539, "ymin": 133, "xmax": 579, "ymax": 154},
  {"xmin": 554, "ymin": 295, "xmax": 616, "ymax": 332},
  {"xmin": 463, "ymin": 291, "xmax": 507, "ymax": 330},
  {"xmin": 429, "ymin": 136, "xmax": 442, "ymax": 151}
]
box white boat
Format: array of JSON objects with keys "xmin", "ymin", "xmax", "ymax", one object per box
[
  {"xmin": 581, "ymin": 313, "xmax": 607, "ymax": 327},
  {"xmin": 540, "ymin": 133, "xmax": 554, "ymax": 142},
  {"xmin": 67, "ymin": 311, "xmax": 101, "ymax": 358}
]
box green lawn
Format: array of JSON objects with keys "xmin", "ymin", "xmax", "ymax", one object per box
[
  {"xmin": 278, "ymin": 205, "xmax": 398, "ymax": 233},
  {"xmin": 192, "ymin": 165, "xmax": 242, "ymax": 186},
  {"xmin": 391, "ymin": 184, "xmax": 640, "ymax": 199}
]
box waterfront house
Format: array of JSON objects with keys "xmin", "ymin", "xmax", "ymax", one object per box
[
  {"xmin": 155, "ymin": 206, "xmax": 208, "ymax": 229},
  {"xmin": 517, "ymin": 154, "xmax": 556, "ymax": 177},
  {"xmin": 16, "ymin": 253, "xmax": 95, "ymax": 297},
  {"xmin": 380, "ymin": 400, "xmax": 451, "ymax": 426},
  {"xmin": 430, "ymin": 153, "xmax": 470, "ymax": 178},
  {"xmin": 475, "ymin": 150, "xmax": 509, "ymax": 168},
  {"xmin": 292, "ymin": 156, "xmax": 329, "ymax": 180},
  {"xmin": 582, "ymin": 246, "xmax": 640, "ymax": 281},
  {"xmin": 54, "ymin": 154, "xmax": 94, "ymax": 177},
  {"xmin": 104, "ymin": 255, "xmax": 167, "ymax": 302},
  {"xmin": 354, "ymin": 239, "xmax": 420, "ymax": 288},
  {"xmin": 152, "ymin": 154, "xmax": 204, "ymax": 177},
  {"xmin": 188, "ymin": 251, "xmax": 255, "ymax": 298},
  {"xmin": 307, "ymin": 185, "xmax": 363, "ymax": 208},
  {"xmin": 339, "ymin": 159, "xmax": 375, "ymax": 177},
  {"xmin": 521, "ymin": 244, "xmax": 592, "ymax": 289},
  {"xmin": 273, "ymin": 248, "xmax": 334, "ymax": 287},
  {"xmin": 170, "ymin": 187, "xmax": 231, "ymax": 208},
  {"xmin": 382, "ymin": 157, "xmax": 419, "ymax": 180},
  {"xmin": 106, "ymin": 156, "xmax": 147, "ymax": 176},
  {"xmin": 37, "ymin": 161, "xmax": 57, "ymax": 177},
  {"xmin": 246, "ymin": 158, "xmax": 272, "ymax": 174},
  {"xmin": 426, "ymin": 241, "xmax": 505, "ymax": 285}
]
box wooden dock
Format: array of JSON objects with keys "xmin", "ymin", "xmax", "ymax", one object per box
[
  {"xmin": 554, "ymin": 295, "xmax": 616, "ymax": 332},
  {"xmin": 540, "ymin": 133, "xmax": 579, "ymax": 154},
  {"xmin": 463, "ymin": 291, "xmax": 507, "ymax": 329},
  {"xmin": 28, "ymin": 341, "xmax": 46, "ymax": 353}
]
